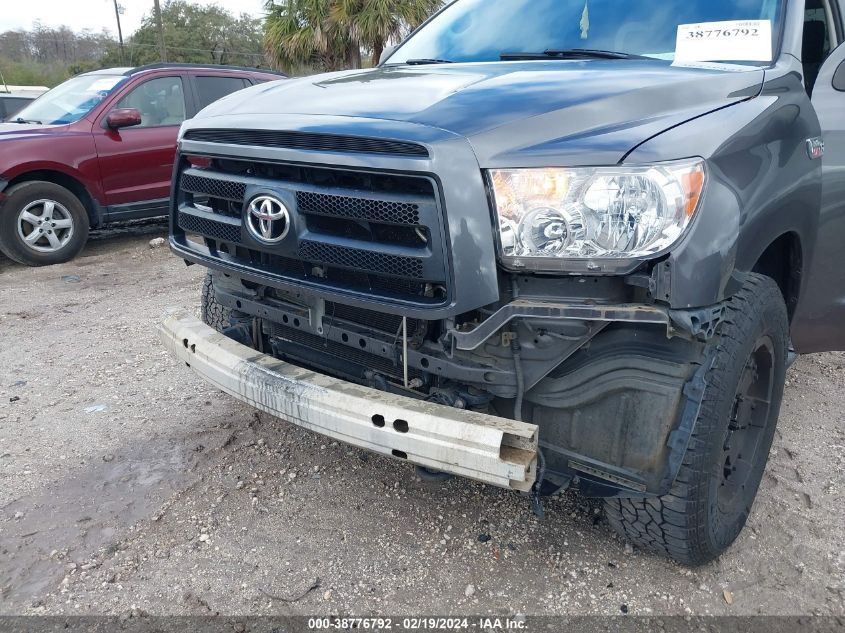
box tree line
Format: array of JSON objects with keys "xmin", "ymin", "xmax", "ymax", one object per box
[
  {"xmin": 264, "ymin": 0, "xmax": 442, "ymax": 73},
  {"xmin": 0, "ymin": 24, "xmax": 115, "ymax": 86},
  {"xmin": 0, "ymin": 0, "xmax": 443, "ymax": 88}
]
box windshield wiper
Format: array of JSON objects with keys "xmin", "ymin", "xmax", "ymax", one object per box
[
  {"xmin": 405, "ymin": 58, "xmax": 454, "ymax": 65},
  {"xmin": 501, "ymin": 49, "xmax": 649, "ymax": 61},
  {"xmin": 12, "ymin": 117, "xmax": 42, "ymax": 124}
]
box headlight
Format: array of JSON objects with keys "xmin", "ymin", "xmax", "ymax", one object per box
[{"xmin": 490, "ymin": 159, "xmax": 705, "ymax": 267}]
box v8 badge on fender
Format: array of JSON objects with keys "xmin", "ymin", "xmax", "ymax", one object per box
[{"xmin": 807, "ymin": 137, "xmax": 825, "ymax": 160}]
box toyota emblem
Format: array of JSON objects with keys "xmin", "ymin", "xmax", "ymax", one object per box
[{"xmin": 247, "ymin": 195, "xmax": 291, "ymax": 244}]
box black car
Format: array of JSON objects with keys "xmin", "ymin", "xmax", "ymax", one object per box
[{"xmin": 162, "ymin": 0, "xmax": 845, "ymax": 565}]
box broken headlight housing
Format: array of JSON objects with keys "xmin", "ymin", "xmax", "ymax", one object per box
[{"xmin": 490, "ymin": 159, "xmax": 705, "ymax": 270}]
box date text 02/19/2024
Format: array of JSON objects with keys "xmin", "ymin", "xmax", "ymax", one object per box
[{"xmin": 306, "ymin": 617, "xmax": 528, "ymax": 630}]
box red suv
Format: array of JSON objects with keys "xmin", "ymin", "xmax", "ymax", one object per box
[{"xmin": 0, "ymin": 64, "xmax": 283, "ymax": 266}]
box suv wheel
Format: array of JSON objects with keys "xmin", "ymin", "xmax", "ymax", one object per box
[
  {"xmin": 604, "ymin": 274, "xmax": 789, "ymax": 566},
  {"xmin": 0, "ymin": 181, "xmax": 90, "ymax": 267}
]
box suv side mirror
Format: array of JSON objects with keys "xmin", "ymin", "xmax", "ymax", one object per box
[
  {"xmin": 379, "ymin": 45, "xmax": 397, "ymax": 66},
  {"xmin": 106, "ymin": 108, "xmax": 142, "ymax": 130},
  {"xmin": 834, "ymin": 60, "xmax": 845, "ymax": 92}
]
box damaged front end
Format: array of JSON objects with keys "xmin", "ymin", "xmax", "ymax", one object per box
[
  {"xmin": 166, "ymin": 127, "xmax": 726, "ymax": 501},
  {"xmin": 161, "ymin": 307, "xmax": 539, "ymax": 492},
  {"xmin": 204, "ymin": 270, "xmax": 721, "ymax": 499}
]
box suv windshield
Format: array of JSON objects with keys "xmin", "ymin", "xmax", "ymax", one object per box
[
  {"xmin": 389, "ymin": 0, "xmax": 784, "ymax": 65},
  {"xmin": 12, "ymin": 74, "xmax": 127, "ymax": 125}
]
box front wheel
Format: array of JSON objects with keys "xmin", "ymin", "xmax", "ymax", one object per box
[
  {"xmin": 201, "ymin": 273, "xmax": 232, "ymax": 333},
  {"xmin": 605, "ymin": 273, "xmax": 789, "ymax": 566},
  {"xmin": 0, "ymin": 181, "xmax": 90, "ymax": 266}
]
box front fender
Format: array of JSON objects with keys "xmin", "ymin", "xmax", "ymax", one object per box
[
  {"xmin": 625, "ymin": 62, "xmax": 821, "ymax": 309},
  {"xmin": 0, "ymin": 130, "xmax": 104, "ymax": 205}
]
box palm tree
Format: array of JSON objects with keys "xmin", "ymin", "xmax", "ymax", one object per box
[
  {"xmin": 330, "ymin": 0, "xmax": 442, "ymax": 67},
  {"xmin": 264, "ymin": 0, "xmax": 354, "ymax": 73},
  {"xmin": 264, "ymin": 0, "xmax": 442, "ymax": 73}
]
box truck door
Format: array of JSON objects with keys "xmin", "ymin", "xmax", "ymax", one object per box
[{"xmin": 792, "ymin": 38, "xmax": 845, "ymax": 353}]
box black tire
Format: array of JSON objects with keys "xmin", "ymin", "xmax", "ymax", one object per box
[
  {"xmin": 0, "ymin": 181, "xmax": 90, "ymax": 267},
  {"xmin": 604, "ymin": 273, "xmax": 789, "ymax": 566},
  {"xmin": 201, "ymin": 273, "xmax": 232, "ymax": 333}
]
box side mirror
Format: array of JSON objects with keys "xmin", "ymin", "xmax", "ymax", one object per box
[
  {"xmin": 379, "ymin": 45, "xmax": 397, "ymax": 66},
  {"xmin": 106, "ymin": 108, "xmax": 142, "ymax": 130},
  {"xmin": 834, "ymin": 60, "xmax": 845, "ymax": 92}
]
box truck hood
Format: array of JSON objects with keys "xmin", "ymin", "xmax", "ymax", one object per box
[{"xmin": 193, "ymin": 60, "xmax": 766, "ymax": 166}]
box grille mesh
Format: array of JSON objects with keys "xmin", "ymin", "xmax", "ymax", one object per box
[
  {"xmin": 178, "ymin": 212, "xmax": 241, "ymax": 243},
  {"xmin": 181, "ymin": 173, "xmax": 246, "ymax": 201},
  {"xmin": 183, "ymin": 129, "xmax": 429, "ymax": 157},
  {"xmin": 299, "ymin": 240, "xmax": 424, "ymax": 279},
  {"xmin": 174, "ymin": 155, "xmax": 448, "ymax": 304},
  {"xmin": 296, "ymin": 191, "xmax": 420, "ymax": 225}
]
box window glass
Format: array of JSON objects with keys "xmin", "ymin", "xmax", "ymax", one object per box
[
  {"xmin": 10, "ymin": 97, "xmax": 30, "ymax": 107},
  {"xmin": 116, "ymin": 76, "xmax": 186, "ymax": 128},
  {"xmin": 802, "ymin": 1, "xmax": 833, "ymax": 92},
  {"xmin": 12, "ymin": 75, "xmax": 126, "ymax": 125},
  {"xmin": 804, "ymin": 5, "xmax": 832, "ymax": 57},
  {"xmin": 1, "ymin": 97, "xmax": 33, "ymax": 120},
  {"xmin": 389, "ymin": 0, "xmax": 785, "ymax": 64},
  {"xmin": 195, "ymin": 76, "xmax": 250, "ymax": 109}
]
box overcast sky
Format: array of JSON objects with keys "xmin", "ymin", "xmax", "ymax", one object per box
[{"xmin": 0, "ymin": 0, "xmax": 267, "ymax": 36}]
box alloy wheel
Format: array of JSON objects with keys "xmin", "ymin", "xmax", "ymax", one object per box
[{"xmin": 16, "ymin": 199, "xmax": 75, "ymax": 253}]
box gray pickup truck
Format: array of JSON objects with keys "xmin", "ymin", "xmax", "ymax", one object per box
[{"xmin": 161, "ymin": 0, "xmax": 845, "ymax": 565}]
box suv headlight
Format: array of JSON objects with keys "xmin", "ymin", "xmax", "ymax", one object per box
[{"xmin": 490, "ymin": 159, "xmax": 705, "ymax": 268}]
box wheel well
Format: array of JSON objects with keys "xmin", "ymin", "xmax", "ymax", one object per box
[
  {"xmin": 752, "ymin": 232, "xmax": 802, "ymax": 321},
  {"xmin": 7, "ymin": 170, "xmax": 100, "ymax": 228}
]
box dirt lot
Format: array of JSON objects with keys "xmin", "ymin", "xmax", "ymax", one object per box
[{"xmin": 0, "ymin": 223, "xmax": 843, "ymax": 618}]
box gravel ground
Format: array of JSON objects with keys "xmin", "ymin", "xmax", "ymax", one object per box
[{"xmin": 0, "ymin": 223, "xmax": 843, "ymax": 618}]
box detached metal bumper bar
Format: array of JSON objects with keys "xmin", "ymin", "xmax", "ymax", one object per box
[{"xmin": 160, "ymin": 310, "xmax": 539, "ymax": 491}]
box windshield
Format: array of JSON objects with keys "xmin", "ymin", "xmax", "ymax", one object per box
[
  {"xmin": 389, "ymin": 0, "xmax": 784, "ymax": 65},
  {"xmin": 12, "ymin": 74, "xmax": 127, "ymax": 125}
]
